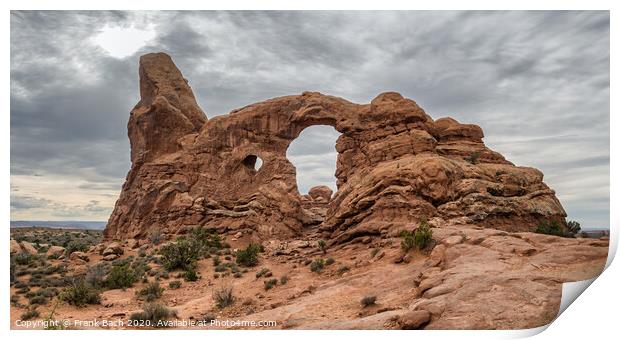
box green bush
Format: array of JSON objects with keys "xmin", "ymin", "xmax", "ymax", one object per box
[
  {"xmin": 255, "ymin": 267, "xmax": 271, "ymax": 278},
  {"xmin": 465, "ymin": 151, "xmax": 481, "ymax": 165},
  {"xmin": 400, "ymin": 231, "xmax": 415, "ymax": 252},
  {"xmin": 310, "ymin": 259, "xmax": 325, "ymax": 273},
  {"xmin": 43, "ymin": 302, "xmax": 66, "ymax": 330},
  {"xmin": 235, "ymin": 243, "xmax": 262, "ymax": 267},
  {"xmin": 536, "ymin": 220, "xmax": 564, "ymax": 237},
  {"xmin": 567, "ymin": 220, "xmax": 581, "ymax": 235},
  {"xmin": 59, "ymin": 279, "xmax": 101, "ymax": 307},
  {"xmin": 401, "ymin": 219, "xmax": 433, "ymax": 252},
  {"xmin": 159, "ymin": 239, "xmax": 201, "ymax": 271},
  {"xmin": 317, "ymin": 239, "xmax": 327, "ymax": 254},
  {"xmin": 105, "ymin": 261, "xmax": 138, "ymax": 289},
  {"xmin": 65, "ymin": 240, "xmax": 89, "ymax": 255},
  {"xmin": 264, "ymin": 278, "xmax": 278, "ymax": 290},
  {"xmin": 184, "ymin": 266, "xmax": 199, "ymax": 282},
  {"xmin": 190, "ymin": 226, "xmax": 222, "ymax": 250},
  {"xmin": 168, "ymin": 280, "xmax": 182, "ymax": 289},
  {"xmin": 28, "ymin": 295, "xmax": 48, "ymax": 305},
  {"xmin": 129, "ymin": 303, "xmax": 177, "ymax": 328},
  {"xmin": 413, "ymin": 219, "xmax": 433, "ymax": 249},
  {"xmin": 11, "ymin": 294, "xmax": 21, "ymax": 307},
  {"xmin": 360, "ymin": 295, "xmax": 376, "ymax": 307},
  {"xmin": 21, "ymin": 308, "xmax": 40, "ymax": 320},
  {"xmin": 212, "ymin": 284, "xmax": 234, "ymax": 308},
  {"xmin": 149, "ymin": 231, "xmax": 163, "ymax": 245},
  {"xmin": 137, "ymin": 281, "xmax": 164, "ymax": 302},
  {"xmin": 14, "ymin": 253, "xmax": 35, "ymax": 266},
  {"xmin": 85, "ymin": 263, "xmax": 108, "ymax": 289}
]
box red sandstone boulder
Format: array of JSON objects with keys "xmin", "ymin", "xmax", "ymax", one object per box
[
  {"xmin": 398, "ymin": 310, "xmax": 431, "ymax": 329},
  {"xmin": 308, "ymin": 185, "xmax": 333, "ymax": 201}
]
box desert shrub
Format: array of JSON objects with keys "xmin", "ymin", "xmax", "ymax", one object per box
[
  {"xmin": 190, "ymin": 226, "xmax": 222, "ymax": 250},
  {"xmin": 11, "ymin": 294, "xmax": 21, "ymax": 307},
  {"xmin": 168, "ymin": 280, "xmax": 182, "ymax": 289},
  {"xmin": 43, "ymin": 264, "xmax": 67, "ymax": 275},
  {"xmin": 255, "ymin": 267, "xmax": 271, "ymax": 278},
  {"xmin": 202, "ymin": 313, "xmax": 216, "ymax": 323},
  {"xmin": 325, "ymin": 257, "xmax": 335, "ymax": 265},
  {"xmin": 21, "ymin": 308, "xmax": 40, "ymax": 320},
  {"xmin": 401, "ymin": 219, "xmax": 433, "ymax": 252},
  {"xmin": 567, "ymin": 220, "xmax": 582, "ymax": 235},
  {"xmin": 105, "ymin": 261, "xmax": 138, "ymax": 289},
  {"xmin": 129, "ymin": 303, "xmax": 177, "ymax": 328},
  {"xmin": 360, "ymin": 295, "xmax": 376, "ymax": 307},
  {"xmin": 400, "ymin": 230, "xmax": 416, "ymax": 252},
  {"xmin": 15, "ymin": 269, "xmax": 30, "ymax": 277},
  {"xmin": 149, "ymin": 231, "xmax": 163, "ymax": 245},
  {"xmin": 137, "ymin": 281, "xmax": 164, "ymax": 301},
  {"xmin": 43, "ymin": 302, "xmax": 66, "ymax": 330},
  {"xmin": 280, "ymin": 275, "xmax": 289, "ymax": 285},
  {"xmin": 159, "ymin": 239, "xmax": 201, "ymax": 271},
  {"xmin": 413, "ymin": 219, "xmax": 433, "ymax": 249},
  {"xmin": 212, "ymin": 284, "xmax": 234, "ymax": 308},
  {"xmin": 16, "ymin": 286, "xmax": 30, "ymax": 294},
  {"xmin": 317, "ymin": 239, "xmax": 327, "ymax": 254},
  {"xmin": 184, "ymin": 265, "xmax": 199, "ymax": 282},
  {"xmin": 310, "ymin": 259, "xmax": 325, "ymax": 273},
  {"xmin": 235, "ymin": 243, "xmax": 262, "ymax": 267},
  {"xmin": 465, "ymin": 151, "xmax": 481, "ymax": 164},
  {"xmin": 264, "ymin": 278, "xmax": 278, "ymax": 290},
  {"xmin": 32, "ymin": 287, "xmax": 57, "ymax": 298},
  {"xmin": 14, "ymin": 281, "xmax": 28, "ymax": 289},
  {"xmin": 59, "ymin": 279, "xmax": 101, "ymax": 307},
  {"xmin": 85, "ymin": 263, "xmax": 108, "ymax": 289},
  {"xmin": 536, "ymin": 220, "xmax": 564, "ymax": 237},
  {"xmin": 131, "ymin": 257, "xmax": 151, "ymax": 278},
  {"xmin": 65, "ymin": 239, "xmax": 89, "ymax": 255},
  {"xmin": 14, "ymin": 252, "xmax": 34, "ymax": 266},
  {"xmin": 337, "ymin": 266, "xmax": 350, "ymax": 275},
  {"xmin": 28, "ymin": 295, "xmax": 48, "ymax": 305}
]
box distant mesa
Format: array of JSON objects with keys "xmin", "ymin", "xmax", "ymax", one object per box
[{"xmin": 104, "ymin": 53, "xmax": 567, "ymax": 242}]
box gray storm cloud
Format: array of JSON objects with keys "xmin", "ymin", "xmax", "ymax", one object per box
[{"xmin": 10, "ymin": 11, "xmax": 609, "ymax": 228}]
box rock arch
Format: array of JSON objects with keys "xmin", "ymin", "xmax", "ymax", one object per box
[{"xmin": 104, "ymin": 53, "xmax": 567, "ymax": 242}]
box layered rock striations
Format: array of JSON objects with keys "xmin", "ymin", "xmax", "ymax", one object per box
[{"xmin": 104, "ymin": 53, "xmax": 566, "ymax": 241}]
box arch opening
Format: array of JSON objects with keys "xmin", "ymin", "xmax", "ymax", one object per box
[
  {"xmin": 242, "ymin": 154, "xmax": 263, "ymax": 171},
  {"xmin": 286, "ymin": 125, "xmax": 340, "ymax": 196}
]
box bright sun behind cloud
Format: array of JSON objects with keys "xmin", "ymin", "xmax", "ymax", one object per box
[{"xmin": 92, "ymin": 25, "xmax": 156, "ymax": 58}]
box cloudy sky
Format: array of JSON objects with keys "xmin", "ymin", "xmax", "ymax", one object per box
[{"xmin": 10, "ymin": 11, "xmax": 609, "ymax": 228}]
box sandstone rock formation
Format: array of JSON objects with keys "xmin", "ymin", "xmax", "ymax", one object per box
[{"xmin": 104, "ymin": 53, "xmax": 566, "ymax": 241}]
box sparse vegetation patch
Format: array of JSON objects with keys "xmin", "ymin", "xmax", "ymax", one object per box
[{"xmin": 236, "ymin": 243, "xmax": 262, "ymax": 267}]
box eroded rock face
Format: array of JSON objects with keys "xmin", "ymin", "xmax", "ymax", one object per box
[{"xmin": 104, "ymin": 53, "xmax": 566, "ymax": 241}]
